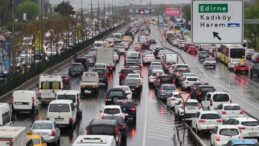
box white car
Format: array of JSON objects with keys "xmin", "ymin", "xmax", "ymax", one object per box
[
  {"xmin": 126, "ymin": 73, "xmax": 143, "ymax": 85},
  {"xmin": 166, "ymin": 91, "xmax": 181, "ymax": 110},
  {"xmin": 210, "ymin": 125, "xmax": 242, "ymax": 146},
  {"xmin": 143, "ymin": 54, "xmax": 155, "ymax": 64},
  {"xmin": 202, "ymin": 91, "xmax": 232, "ymax": 111},
  {"xmin": 191, "ymin": 111, "xmax": 223, "ymax": 133},
  {"xmin": 150, "ymin": 62, "xmax": 162, "ymax": 68},
  {"xmin": 181, "ymin": 76, "xmax": 200, "ymax": 90},
  {"xmin": 175, "ymin": 99, "xmax": 202, "ymax": 120},
  {"xmin": 223, "ymin": 117, "xmax": 259, "ymax": 139},
  {"xmin": 203, "ymin": 58, "xmax": 216, "ymax": 68},
  {"xmin": 215, "ymin": 103, "xmax": 244, "ymax": 120},
  {"xmin": 158, "ymin": 50, "xmax": 169, "ymax": 59},
  {"xmin": 100, "ymin": 105, "xmax": 126, "ymax": 120},
  {"xmin": 148, "ymin": 69, "xmax": 164, "ymax": 85},
  {"xmin": 115, "ymin": 86, "xmax": 132, "ymax": 100}
]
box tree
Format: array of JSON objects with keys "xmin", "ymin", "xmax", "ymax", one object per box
[
  {"xmin": 17, "ymin": 0, "xmax": 40, "ymax": 20},
  {"xmin": 54, "ymin": 2, "xmax": 75, "ymax": 17},
  {"xmin": 0, "ymin": 0, "xmax": 10, "ymax": 26}
]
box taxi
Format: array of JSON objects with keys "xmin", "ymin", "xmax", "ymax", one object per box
[{"xmin": 27, "ymin": 132, "xmax": 47, "ymax": 146}]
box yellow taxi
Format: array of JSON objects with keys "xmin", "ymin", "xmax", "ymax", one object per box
[{"xmin": 27, "ymin": 132, "xmax": 47, "ymax": 146}]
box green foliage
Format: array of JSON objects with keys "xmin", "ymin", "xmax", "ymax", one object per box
[
  {"xmin": 54, "ymin": 1, "xmax": 75, "ymax": 17},
  {"xmin": 17, "ymin": 0, "xmax": 40, "ymax": 20}
]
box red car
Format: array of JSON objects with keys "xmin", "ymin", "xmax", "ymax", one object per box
[
  {"xmin": 233, "ymin": 63, "xmax": 249, "ymax": 74},
  {"xmin": 183, "ymin": 43, "xmax": 194, "ymax": 52},
  {"xmin": 186, "ymin": 45, "xmax": 198, "ymax": 55}
]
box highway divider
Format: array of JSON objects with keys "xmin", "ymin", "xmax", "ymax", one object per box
[{"xmin": 0, "ymin": 23, "xmax": 126, "ymax": 101}]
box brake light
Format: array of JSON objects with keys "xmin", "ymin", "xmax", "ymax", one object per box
[
  {"xmin": 130, "ymin": 107, "xmax": 136, "ymax": 112},
  {"xmin": 216, "ymin": 119, "xmax": 223, "ymax": 123},
  {"xmin": 50, "ymin": 130, "xmax": 56, "ymax": 136},
  {"xmin": 199, "ymin": 119, "xmax": 206, "ymax": 123},
  {"xmin": 215, "ymin": 135, "xmax": 220, "ymax": 141},
  {"xmin": 239, "ymin": 126, "xmax": 246, "ymax": 130},
  {"xmin": 32, "ymin": 97, "xmax": 35, "ymax": 107},
  {"xmin": 221, "ymin": 111, "xmax": 226, "ymax": 115},
  {"xmin": 240, "ymin": 110, "xmax": 244, "ymax": 115}
]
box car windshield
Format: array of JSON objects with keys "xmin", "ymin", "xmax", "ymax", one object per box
[
  {"xmin": 94, "ymin": 69, "xmax": 105, "ymax": 74},
  {"xmin": 57, "ymin": 94, "xmax": 76, "ymax": 101},
  {"xmin": 49, "ymin": 104, "xmax": 70, "ymax": 112},
  {"xmin": 176, "ymin": 65, "xmax": 188, "ymax": 69},
  {"xmin": 241, "ymin": 121, "xmax": 259, "ymax": 126},
  {"xmin": 104, "ymin": 108, "xmax": 120, "ymax": 114},
  {"xmin": 224, "ymin": 105, "xmax": 241, "ymax": 110},
  {"xmin": 95, "ymin": 43, "xmax": 103, "ymax": 47},
  {"xmin": 33, "ymin": 122, "xmax": 53, "ymax": 129},
  {"xmin": 163, "ymin": 85, "xmax": 176, "ymax": 90},
  {"xmin": 219, "ymin": 128, "xmax": 239, "ymax": 136},
  {"xmin": 206, "ymin": 58, "xmax": 215, "ymax": 61},
  {"xmin": 109, "ymin": 91, "xmax": 124, "ymax": 97},
  {"xmin": 213, "ymin": 94, "xmax": 229, "ymax": 102},
  {"xmin": 121, "ymin": 69, "xmax": 132, "ymax": 74},
  {"xmin": 128, "ymin": 74, "xmax": 139, "ymax": 78},
  {"xmin": 201, "ymin": 114, "xmax": 220, "ymax": 119},
  {"xmin": 71, "ymin": 65, "xmax": 81, "ymax": 71}
]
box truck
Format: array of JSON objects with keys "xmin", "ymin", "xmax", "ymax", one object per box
[
  {"xmin": 80, "ymin": 72, "xmax": 100, "ymax": 95},
  {"xmin": 96, "ymin": 47, "xmax": 115, "ymax": 71},
  {"xmin": 161, "ymin": 53, "xmax": 179, "ymax": 73},
  {"xmin": 0, "ymin": 126, "xmax": 28, "ymax": 146}
]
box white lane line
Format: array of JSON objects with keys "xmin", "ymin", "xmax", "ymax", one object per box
[{"xmin": 142, "ymin": 70, "xmax": 149, "ymax": 146}]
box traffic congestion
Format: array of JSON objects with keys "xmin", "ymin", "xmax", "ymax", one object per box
[{"xmin": 1, "ymin": 14, "xmax": 259, "ymax": 146}]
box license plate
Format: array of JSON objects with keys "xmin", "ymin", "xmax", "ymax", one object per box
[
  {"xmin": 84, "ymin": 90, "xmax": 91, "ymax": 93},
  {"xmin": 15, "ymin": 102, "xmax": 28, "ymax": 105},
  {"xmin": 55, "ymin": 118, "xmax": 64, "ymax": 121}
]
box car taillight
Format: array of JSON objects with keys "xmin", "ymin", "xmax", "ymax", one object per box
[
  {"xmin": 157, "ymin": 79, "xmax": 160, "ymax": 85},
  {"xmin": 130, "ymin": 107, "xmax": 136, "ymax": 112},
  {"xmin": 160, "ymin": 89, "xmax": 164, "ymax": 93},
  {"xmin": 50, "ymin": 130, "xmax": 56, "ymax": 136},
  {"xmin": 216, "ymin": 119, "xmax": 223, "ymax": 123},
  {"xmin": 198, "ymin": 119, "xmax": 206, "ymax": 123},
  {"xmin": 32, "ymin": 97, "xmax": 35, "ymax": 107},
  {"xmin": 215, "ymin": 135, "xmax": 220, "ymax": 141},
  {"xmin": 115, "ymin": 127, "xmax": 119, "ymax": 143},
  {"xmin": 239, "ymin": 126, "xmax": 246, "ymax": 130},
  {"xmin": 240, "ymin": 110, "xmax": 244, "ymax": 115},
  {"xmin": 210, "ymin": 99, "xmax": 213, "ymax": 106},
  {"xmin": 221, "ymin": 111, "xmax": 226, "ymax": 115}
]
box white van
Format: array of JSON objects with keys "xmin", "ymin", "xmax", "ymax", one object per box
[
  {"xmin": 0, "ymin": 103, "xmax": 12, "ymax": 126},
  {"xmin": 38, "ymin": 74, "xmax": 63, "ymax": 103},
  {"xmin": 55, "ymin": 90, "xmax": 82, "ymax": 118},
  {"xmin": 72, "ymin": 135, "xmax": 116, "ymax": 146},
  {"xmin": 94, "ymin": 41, "xmax": 104, "ymax": 50},
  {"xmin": 12, "ymin": 90, "xmax": 39, "ymax": 115},
  {"xmin": 47, "ymin": 100, "xmax": 77, "ymax": 128}
]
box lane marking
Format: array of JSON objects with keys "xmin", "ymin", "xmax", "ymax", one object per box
[{"xmin": 142, "ymin": 69, "xmax": 149, "ymax": 146}]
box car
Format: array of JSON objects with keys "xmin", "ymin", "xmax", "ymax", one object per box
[
  {"xmin": 202, "ymin": 91, "xmax": 232, "ymax": 111},
  {"xmin": 115, "ymin": 86, "xmax": 132, "ymax": 100},
  {"xmin": 198, "ymin": 51, "xmax": 210, "ymax": 61},
  {"xmin": 114, "ymin": 52, "xmax": 119, "ymax": 63},
  {"xmin": 250, "ymin": 63, "xmax": 259, "ymax": 78},
  {"xmin": 157, "ymin": 50, "xmax": 170, "ymax": 59},
  {"xmin": 186, "ymin": 45, "xmax": 198, "ymax": 55},
  {"xmin": 150, "ymin": 61, "xmax": 163, "ymax": 68},
  {"xmin": 191, "ymin": 111, "xmax": 223, "ymax": 133},
  {"xmin": 251, "ymin": 53, "xmax": 259, "ymax": 63},
  {"xmin": 84, "ymin": 54, "xmax": 96, "ymax": 66},
  {"xmin": 72, "ymin": 135, "xmax": 116, "ymax": 146},
  {"xmin": 100, "ymin": 105, "xmax": 126, "ymax": 120},
  {"xmin": 61, "ymin": 76, "xmax": 70, "ymax": 88},
  {"xmin": 123, "ymin": 78, "xmax": 142, "ymax": 96},
  {"xmin": 115, "ymin": 100, "xmax": 137, "ymax": 122},
  {"xmin": 154, "ymin": 74, "xmax": 174, "ymax": 89},
  {"xmin": 225, "ymin": 139, "xmax": 257, "ymax": 146},
  {"xmin": 203, "ymin": 58, "xmax": 216, "ymax": 69},
  {"xmin": 126, "ymin": 73, "xmax": 143, "ymax": 85},
  {"xmin": 210, "ymin": 125, "xmax": 242, "ymax": 146},
  {"xmin": 148, "ymin": 69, "xmax": 164, "ymax": 86},
  {"xmin": 176, "ymin": 72, "xmax": 196, "ymax": 87},
  {"xmin": 215, "ymin": 103, "xmax": 244, "ymax": 121},
  {"xmin": 166, "ymin": 92, "xmax": 182, "ymax": 109},
  {"xmin": 175, "ymin": 99, "xmax": 202, "ymax": 120},
  {"xmin": 68, "ymin": 63, "xmax": 84, "ymax": 77},
  {"xmin": 93, "ymin": 68, "xmax": 108, "ymax": 86},
  {"xmin": 119, "ymin": 68, "xmax": 140, "ymax": 84},
  {"xmin": 223, "ymin": 117, "xmax": 259, "ymax": 139},
  {"xmin": 180, "ymin": 76, "xmax": 200, "ymax": 91},
  {"xmin": 80, "ymin": 72, "xmax": 100, "ymax": 95},
  {"xmin": 142, "ymin": 54, "xmax": 155, "ymax": 64},
  {"xmin": 233, "ymin": 63, "xmax": 249, "ymax": 74},
  {"xmin": 105, "ymin": 88, "xmax": 128, "ymax": 105},
  {"xmin": 31, "ymin": 120, "xmax": 61, "ymax": 145},
  {"xmin": 86, "ymin": 119, "xmax": 123, "ymax": 145},
  {"xmin": 156, "ymin": 84, "xmax": 176, "ymax": 102},
  {"xmin": 75, "ymin": 57, "xmax": 89, "ymax": 71},
  {"xmin": 191, "ymin": 84, "xmax": 216, "ymax": 102}
]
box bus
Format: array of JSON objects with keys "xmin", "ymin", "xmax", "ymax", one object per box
[{"xmin": 218, "ymin": 44, "xmax": 246, "ymax": 69}]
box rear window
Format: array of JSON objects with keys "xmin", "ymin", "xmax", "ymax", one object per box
[
  {"xmin": 160, "ymin": 76, "xmax": 172, "ymax": 81},
  {"xmin": 213, "ymin": 94, "xmax": 230, "ymax": 102},
  {"xmin": 186, "ymin": 102, "xmax": 199, "ymax": 106},
  {"xmin": 224, "ymin": 105, "xmax": 241, "ymax": 110},
  {"xmin": 104, "ymin": 108, "xmax": 120, "ymax": 114},
  {"xmin": 90, "ymin": 126, "xmax": 115, "ymax": 135},
  {"xmin": 71, "ymin": 65, "xmax": 82, "ymax": 71},
  {"xmin": 201, "ymin": 114, "xmax": 220, "ymax": 119},
  {"xmin": 121, "ymin": 69, "xmax": 132, "ymax": 74},
  {"xmin": 176, "ymin": 65, "xmax": 188, "ymax": 69},
  {"xmin": 57, "ymin": 95, "xmax": 76, "ymax": 101},
  {"xmin": 163, "ymin": 85, "xmax": 176, "ymax": 90},
  {"xmin": 109, "ymin": 91, "xmax": 124, "ymax": 97},
  {"xmin": 219, "ymin": 128, "xmax": 239, "ymax": 136},
  {"xmin": 187, "ymin": 78, "xmax": 198, "ymax": 81},
  {"xmin": 200, "ymin": 87, "xmax": 215, "ymax": 92},
  {"xmin": 41, "ymin": 81, "xmax": 61, "ymax": 89},
  {"xmin": 241, "ymin": 121, "xmax": 259, "ymax": 126},
  {"xmin": 33, "ymin": 123, "xmax": 53, "ymax": 129},
  {"xmin": 49, "ymin": 104, "xmax": 70, "ymax": 112}
]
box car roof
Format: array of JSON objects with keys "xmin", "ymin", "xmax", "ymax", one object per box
[
  {"xmin": 108, "ymin": 88, "xmax": 124, "ymax": 91},
  {"xmin": 56, "ymin": 90, "xmax": 80, "ymax": 94},
  {"xmin": 161, "ymin": 84, "xmax": 175, "ymax": 87},
  {"xmin": 221, "ymin": 103, "xmax": 240, "ymax": 106}
]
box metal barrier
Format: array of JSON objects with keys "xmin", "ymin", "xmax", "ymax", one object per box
[{"xmin": 0, "ymin": 24, "xmax": 125, "ymax": 98}]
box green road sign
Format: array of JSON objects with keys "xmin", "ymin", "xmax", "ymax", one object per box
[{"xmin": 199, "ymin": 4, "xmax": 228, "ymax": 13}]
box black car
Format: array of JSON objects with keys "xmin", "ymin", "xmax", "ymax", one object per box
[
  {"xmin": 191, "ymin": 84, "xmax": 215, "ymax": 102},
  {"xmin": 75, "ymin": 57, "xmax": 89, "ymax": 71},
  {"xmin": 68, "ymin": 63, "xmax": 84, "ymax": 77},
  {"xmin": 105, "ymin": 88, "xmax": 128, "ymax": 105},
  {"xmin": 115, "ymin": 100, "xmax": 137, "ymax": 122},
  {"xmin": 102, "ymin": 116, "xmax": 128, "ymax": 139},
  {"xmin": 86, "ymin": 119, "xmax": 123, "ymax": 145},
  {"xmin": 250, "ymin": 63, "xmax": 259, "ymax": 78},
  {"xmin": 93, "ymin": 68, "xmax": 108, "ymax": 86},
  {"xmin": 123, "ymin": 78, "xmax": 142, "ymax": 95}
]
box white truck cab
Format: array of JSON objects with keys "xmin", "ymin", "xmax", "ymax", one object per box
[{"xmin": 73, "ymin": 135, "xmax": 116, "ymax": 146}]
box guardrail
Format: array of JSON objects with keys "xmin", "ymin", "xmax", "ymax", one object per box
[{"xmin": 0, "ymin": 23, "xmax": 125, "ymax": 101}]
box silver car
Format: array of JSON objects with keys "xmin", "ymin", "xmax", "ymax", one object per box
[{"xmin": 31, "ymin": 120, "xmax": 61, "ymax": 145}]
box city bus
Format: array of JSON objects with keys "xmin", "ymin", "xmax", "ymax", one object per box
[{"xmin": 218, "ymin": 44, "xmax": 246, "ymax": 69}]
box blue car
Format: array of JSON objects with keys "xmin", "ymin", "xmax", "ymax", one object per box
[
  {"xmin": 226, "ymin": 139, "xmax": 257, "ymax": 146},
  {"xmin": 156, "ymin": 84, "xmax": 176, "ymax": 102}
]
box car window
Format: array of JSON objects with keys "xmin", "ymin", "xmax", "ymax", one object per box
[
  {"xmin": 216, "ymin": 104, "xmax": 223, "ymax": 110},
  {"xmin": 90, "ymin": 126, "xmax": 115, "ymax": 135},
  {"xmin": 109, "ymin": 91, "xmax": 124, "ymax": 97},
  {"xmin": 94, "ymin": 69, "xmax": 105, "ymax": 74},
  {"xmin": 41, "ymin": 81, "xmax": 61, "ymax": 89},
  {"xmin": 163, "ymin": 85, "xmax": 176, "ymax": 90},
  {"xmin": 32, "ymin": 139, "xmax": 41, "ymax": 145},
  {"xmin": 219, "ymin": 128, "xmax": 239, "ymax": 136},
  {"xmin": 200, "ymin": 87, "xmax": 215, "ymax": 92},
  {"xmin": 213, "ymin": 94, "xmax": 230, "ymax": 102},
  {"xmin": 187, "ymin": 78, "xmax": 198, "ymax": 81},
  {"xmin": 49, "ymin": 104, "xmax": 70, "ymax": 112},
  {"xmin": 186, "ymin": 102, "xmax": 199, "ymax": 106},
  {"xmin": 33, "ymin": 122, "xmax": 53, "ymax": 129},
  {"xmin": 201, "ymin": 114, "xmax": 220, "ymax": 119},
  {"xmin": 241, "ymin": 121, "xmax": 259, "ymax": 126},
  {"xmin": 104, "ymin": 108, "xmax": 120, "ymax": 114},
  {"xmin": 57, "ymin": 95, "xmax": 76, "ymax": 102},
  {"xmin": 121, "ymin": 69, "xmax": 132, "ymax": 74},
  {"xmin": 224, "ymin": 105, "xmax": 241, "ymax": 110}
]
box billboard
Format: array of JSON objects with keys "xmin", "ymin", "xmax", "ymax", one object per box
[{"xmin": 164, "ymin": 7, "xmax": 181, "ymax": 17}]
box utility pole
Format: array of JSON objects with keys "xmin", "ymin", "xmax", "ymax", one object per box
[{"xmin": 80, "ymin": 0, "xmax": 84, "ymax": 41}]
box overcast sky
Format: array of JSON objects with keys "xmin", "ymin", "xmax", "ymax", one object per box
[{"xmin": 49, "ymin": 0, "xmax": 191, "ymax": 10}]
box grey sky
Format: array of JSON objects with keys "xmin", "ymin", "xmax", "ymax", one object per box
[{"xmin": 49, "ymin": 0, "xmax": 191, "ymax": 11}]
